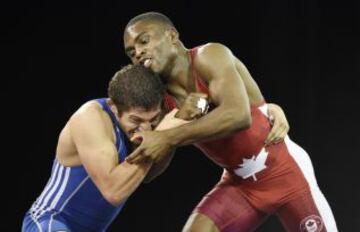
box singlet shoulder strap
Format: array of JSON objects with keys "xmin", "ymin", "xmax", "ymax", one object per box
[
  {"xmin": 189, "ymin": 47, "xmax": 210, "ymax": 95},
  {"xmin": 95, "ymin": 98, "xmax": 127, "ymax": 162}
]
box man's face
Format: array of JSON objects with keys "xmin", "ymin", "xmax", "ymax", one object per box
[
  {"xmin": 124, "ymin": 21, "xmax": 175, "ymax": 74},
  {"xmin": 118, "ymin": 105, "xmax": 162, "ymax": 144}
]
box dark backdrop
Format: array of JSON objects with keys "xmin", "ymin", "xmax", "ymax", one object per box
[{"xmin": 3, "ymin": 0, "xmax": 359, "ymax": 231}]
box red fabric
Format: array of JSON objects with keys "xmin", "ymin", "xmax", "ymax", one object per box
[
  {"xmin": 165, "ymin": 46, "xmax": 330, "ymax": 231},
  {"xmin": 189, "ymin": 47, "xmax": 210, "ymax": 95},
  {"xmin": 164, "ymin": 92, "xmax": 177, "ymax": 111},
  {"xmin": 194, "ymin": 143, "xmax": 325, "ymax": 231},
  {"xmin": 164, "ymin": 46, "xmax": 271, "ymax": 168},
  {"xmin": 195, "ymin": 178, "xmax": 324, "ymax": 232},
  {"xmin": 189, "ymin": 47, "xmax": 270, "ymax": 168}
]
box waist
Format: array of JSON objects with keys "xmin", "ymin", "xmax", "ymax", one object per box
[{"xmin": 30, "ymin": 160, "xmax": 125, "ymax": 229}]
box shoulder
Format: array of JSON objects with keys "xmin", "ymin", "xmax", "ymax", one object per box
[
  {"xmin": 69, "ymin": 100, "xmax": 112, "ymax": 133},
  {"xmin": 196, "ymin": 43, "xmax": 232, "ymax": 61},
  {"xmin": 72, "ymin": 100, "xmax": 104, "ymax": 120},
  {"xmin": 193, "ymin": 43, "xmax": 235, "ymax": 79}
]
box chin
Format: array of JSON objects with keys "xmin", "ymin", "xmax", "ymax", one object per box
[
  {"xmin": 150, "ymin": 64, "xmax": 161, "ymax": 73},
  {"xmin": 150, "ymin": 66, "xmax": 158, "ymax": 73}
]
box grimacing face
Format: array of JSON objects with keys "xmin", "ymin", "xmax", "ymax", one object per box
[
  {"xmin": 124, "ymin": 21, "xmax": 176, "ymax": 74},
  {"xmin": 117, "ymin": 105, "xmax": 162, "ymax": 144}
]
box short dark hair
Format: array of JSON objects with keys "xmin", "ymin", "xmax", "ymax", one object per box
[
  {"xmin": 108, "ymin": 64, "xmax": 165, "ymax": 111},
  {"xmin": 125, "ymin": 12, "xmax": 175, "ymax": 31}
]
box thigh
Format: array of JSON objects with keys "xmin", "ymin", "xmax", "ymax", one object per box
[
  {"xmin": 22, "ymin": 212, "xmax": 71, "ymax": 232},
  {"xmin": 44, "ymin": 216, "xmax": 71, "ymax": 232},
  {"xmin": 276, "ymin": 189, "xmax": 337, "ymax": 232},
  {"xmin": 22, "ymin": 212, "xmax": 42, "ymax": 232},
  {"xmin": 279, "ymin": 138, "xmax": 338, "ymax": 232},
  {"xmin": 183, "ymin": 183, "xmax": 267, "ymax": 232}
]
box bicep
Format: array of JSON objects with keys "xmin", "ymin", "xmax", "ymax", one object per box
[
  {"xmin": 196, "ymin": 44, "xmax": 250, "ymax": 110},
  {"xmin": 69, "ymin": 110, "xmax": 118, "ymax": 182}
]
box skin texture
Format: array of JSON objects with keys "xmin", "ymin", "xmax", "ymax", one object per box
[
  {"xmin": 56, "ymin": 100, "xmax": 192, "ymax": 206},
  {"xmin": 123, "ymin": 19, "xmax": 290, "ymax": 231},
  {"xmin": 124, "ymin": 21, "xmax": 289, "ymax": 164},
  {"xmin": 57, "ymin": 100, "xmax": 156, "ymax": 206}
]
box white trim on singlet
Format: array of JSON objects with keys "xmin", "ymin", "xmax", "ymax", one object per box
[
  {"xmin": 30, "ymin": 214, "xmax": 43, "ymax": 232},
  {"xmin": 31, "ymin": 162, "xmax": 60, "ymax": 214},
  {"xmin": 258, "ymin": 103, "xmax": 269, "ymax": 117},
  {"xmin": 49, "ymin": 167, "xmax": 71, "ymax": 210},
  {"xmin": 48, "ymin": 176, "xmax": 90, "ymax": 231},
  {"xmin": 35, "ymin": 165, "xmax": 64, "ymax": 218},
  {"xmin": 284, "ymin": 136, "xmax": 338, "ymax": 232}
]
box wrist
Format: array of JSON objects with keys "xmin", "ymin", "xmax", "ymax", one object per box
[{"xmin": 163, "ymin": 128, "xmax": 181, "ymax": 148}]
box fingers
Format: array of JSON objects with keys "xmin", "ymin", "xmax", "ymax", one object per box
[
  {"xmin": 130, "ymin": 154, "xmax": 146, "ymax": 164},
  {"xmin": 265, "ymin": 121, "xmax": 289, "ymax": 146},
  {"xmin": 271, "ymin": 127, "xmax": 287, "ymax": 144},
  {"xmin": 275, "ymin": 126, "xmax": 289, "ymax": 142},
  {"xmin": 168, "ymin": 109, "xmax": 180, "ymax": 118},
  {"xmin": 130, "ymin": 133, "xmax": 144, "ymax": 146},
  {"xmin": 187, "ymin": 93, "xmax": 208, "ymax": 106},
  {"xmin": 126, "ymin": 146, "xmax": 143, "ymax": 164},
  {"xmin": 130, "ymin": 133, "xmax": 143, "ymax": 142},
  {"xmin": 265, "ymin": 131, "xmax": 275, "ymax": 146},
  {"xmin": 190, "ymin": 107, "xmax": 203, "ymax": 119},
  {"xmin": 189, "ymin": 92, "xmax": 208, "ymax": 99}
]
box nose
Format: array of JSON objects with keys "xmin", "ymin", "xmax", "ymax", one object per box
[
  {"xmin": 138, "ymin": 122, "xmax": 151, "ymax": 132},
  {"xmin": 135, "ymin": 47, "xmax": 145, "ymax": 62}
]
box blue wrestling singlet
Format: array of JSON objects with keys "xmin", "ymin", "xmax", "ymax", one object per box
[{"xmin": 22, "ymin": 98, "xmax": 128, "ymax": 232}]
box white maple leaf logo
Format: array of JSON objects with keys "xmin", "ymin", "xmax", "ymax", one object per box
[{"xmin": 234, "ymin": 148, "xmax": 268, "ymax": 181}]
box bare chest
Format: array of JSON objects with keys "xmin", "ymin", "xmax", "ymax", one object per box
[{"xmin": 166, "ymin": 77, "xmax": 198, "ymax": 107}]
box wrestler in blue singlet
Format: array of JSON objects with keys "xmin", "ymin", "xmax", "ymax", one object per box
[{"xmin": 22, "ymin": 98, "xmax": 128, "ymax": 232}]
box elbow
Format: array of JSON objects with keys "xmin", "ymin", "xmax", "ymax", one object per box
[
  {"xmin": 103, "ymin": 189, "xmax": 127, "ymax": 207},
  {"xmin": 239, "ymin": 113, "xmax": 252, "ymax": 130},
  {"xmin": 101, "ymin": 180, "xmax": 127, "ymax": 206},
  {"xmin": 142, "ymin": 177, "xmax": 154, "ymax": 184},
  {"xmin": 97, "ymin": 178, "xmax": 125, "ymax": 206}
]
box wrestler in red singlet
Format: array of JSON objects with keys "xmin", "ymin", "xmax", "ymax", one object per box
[{"xmin": 165, "ymin": 47, "xmax": 337, "ymax": 232}]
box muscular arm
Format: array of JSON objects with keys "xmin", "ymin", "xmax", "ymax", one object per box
[
  {"xmin": 126, "ymin": 44, "xmax": 289, "ymax": 164},
  {"xmin": 166, "ymin": 43, "xmax": 252, "ymax": 146},
  {"xmin": 126, "ymin": 44, "xmax": 255, "ymax": 164},
  {"xmin": 143, "ymin": 109, "xmax": 190, "ymax": 183},
  {"xmin": 70, "ymin": 103, "xmax": 152, "ymax": 206}
]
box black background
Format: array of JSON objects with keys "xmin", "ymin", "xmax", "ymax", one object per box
[{"xmin": 3, "ymin": 0, "xmax": 360, "ymax": 231}]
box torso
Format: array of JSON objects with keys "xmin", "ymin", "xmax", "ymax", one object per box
[
  {"xmin": 164, "ymin": 45, "xmax": 271, "ymax": 169},
  {"xmin": 29, "ymin": 98, "xmax": 128, "ymax": 231},
  {"xmin": 166, "ymin": 44, "xmax": 264, "ymax": 108}
]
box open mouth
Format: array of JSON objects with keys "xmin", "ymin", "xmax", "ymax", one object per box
[{"xmin": 140, "ymin": 58, "xmax": 152, "ymax": 68}]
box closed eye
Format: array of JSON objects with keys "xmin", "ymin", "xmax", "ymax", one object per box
[
  {"xmin": 139, "ymin": 35, "xmax": 149, "ymax": 45},
  {"xmin": 126, "ymin": 49, "xmax": 135, "ymax": 58}
]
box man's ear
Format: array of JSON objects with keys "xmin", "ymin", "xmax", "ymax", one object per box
[
  {"xmin": 107, "ymin": 98, "xmax": 120, "ymax": 116},
  {"xmin": 167, "ymin": 27, "xmax": 179, "ymax": 43}
]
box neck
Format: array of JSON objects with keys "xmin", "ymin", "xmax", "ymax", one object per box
[{"xmin": 162, "ymin": 43, "xmax": 191, "ymax": 86}]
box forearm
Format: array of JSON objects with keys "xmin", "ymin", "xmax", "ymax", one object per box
[
  {"xmin": 165, "ymin": 105, "xmax": 251, "ymax": 147},
  {"xmin": 143, "ymin": 151, "xmax": 174, "ymax": 183},
  {"xmin": 105, "ymin": 161, "xmax": 152, "ymax": 206}
]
